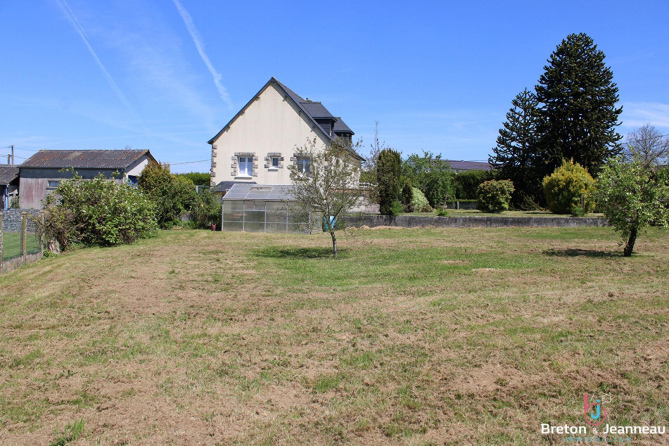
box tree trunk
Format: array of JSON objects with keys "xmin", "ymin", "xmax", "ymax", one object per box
[
  {"xmin": 623, "ymin": 227, "xmax": 637, "ymax": 257},
  {"xmin": 330, "ymin": 231, "xmax": 337, "ymax": 259}
]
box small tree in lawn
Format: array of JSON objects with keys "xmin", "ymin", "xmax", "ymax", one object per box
[
  {"xmin": 377, "ymin": 148, "xmax": 402, "ymax": 215},
  {"xmin": 289, "ymin": 138, "xmax": 362, "ymax": 258},
  {"xmin": 597, "ymin": 157, "xmax": 669, "ymax": 256}
]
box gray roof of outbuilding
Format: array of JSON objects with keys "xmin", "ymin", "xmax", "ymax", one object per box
[
  {"xmin": 20, "ymin": 150, "xmax": 154, "ymax": 170},
  {"xmin": 0, "ymin": 165, "xmax": 19, "ymax": 185},
  {"xmin": 446, "ymin": 160, "xmax": 492, "ymax": 172}
]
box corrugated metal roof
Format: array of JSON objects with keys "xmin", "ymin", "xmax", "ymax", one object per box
[
  {"xmin": 222, "ymin": 184, "xmax": 296, "ymax": 201},
  {"xmin": 21, "ymin": 150, "xmax": 153, "ymax": 169},
  {"xmin": 0, "ymin": 165, "xmax": 19, "ymax": 185}
]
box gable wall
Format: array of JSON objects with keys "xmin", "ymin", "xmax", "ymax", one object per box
[{"xmin": 210, "ymin": 82, "xmax": 329, "ymax": 186}]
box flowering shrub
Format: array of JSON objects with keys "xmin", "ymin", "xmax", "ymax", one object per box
[{"xmin": 477, "ymin": 179, "xmax": 515, "ymax": 213}]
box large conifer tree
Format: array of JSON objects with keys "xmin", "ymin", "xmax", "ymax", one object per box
[
  {"xmin": 535, "ymin": 33, "xmax": 623, "ymax": 177},
  {"xmin": 489, "ymin": 88, "xmax": 542, "ymax": 206}
]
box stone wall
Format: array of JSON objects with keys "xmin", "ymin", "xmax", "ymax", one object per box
[
  {"xmin": 0, "ymin": 209, "xmax": 39, "ymax": 232},
  {"xmin": 344, "ymin": 214, "xmax": 609, "ymax": 229}
]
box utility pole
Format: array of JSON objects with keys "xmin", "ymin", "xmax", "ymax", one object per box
[
  {"xmin": 10, "ymin": 145, "xmax": 14, "ymax": 165},
  {"xmin": 6, "ymin": 155, "xmax": 9, "ymax": 165}
]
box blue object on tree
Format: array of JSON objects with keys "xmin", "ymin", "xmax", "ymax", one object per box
[{"xmin": 322, "ymin": 216, "xmax": 336, "ymax": 232}]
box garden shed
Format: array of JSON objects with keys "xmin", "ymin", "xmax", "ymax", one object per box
[{"xmin": 221, "ymin": 184, "xmax": 313, "ymax": 233}]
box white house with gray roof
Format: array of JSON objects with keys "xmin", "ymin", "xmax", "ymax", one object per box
[{"xmin": 208, "ymin": 78, "xmax": 362, "ymax": 192}]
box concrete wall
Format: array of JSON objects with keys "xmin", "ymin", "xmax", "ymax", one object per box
[
  {"xmin": 210, "ymin": 82, "xmax": 330, "ymax": 186},
  {"xmin": 344, "ymin": 214, "xmax": 609, "ymax": 229}
]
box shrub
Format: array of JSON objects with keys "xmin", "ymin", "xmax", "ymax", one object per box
[
  {"xmin": 390, "ymin": 200, "xmax": 404, "ymax": 216},
  {"xmin": 453, "ymin": 170, "xmax": 492, "ymax": 199},
  {"xmin": 39, "ymin": 172, "xmax": 157, "ymax": 249},
  {"xmin": 403, "ymin": 152, "xmax": 454, "ymax": 208},
  {"xmin": 411, "ymin": 187, "xmax": 432, "ymax": 212},
  {"xmin": 191, "ymin": 189, "xmax": 222, "ymax": 229},
  {"xmin": 477, "ymin": 180, "xmax": 515, "ymax": 213},
  {"xmin": 377, "ymin": 149, "xmax": 402, "ymax": 215},
  {"xmin": 400, "ymin": 178, "xmax": 413, "ymax": 212},
  {"xmin": 542, "ymin": 159, "xmax": 596, "ymax": 215},
  {"xmin": 139, "ymin": 162, "xmax": 199, "ymax": 228}
]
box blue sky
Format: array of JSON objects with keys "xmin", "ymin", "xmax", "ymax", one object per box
[{"xmin": 1, "ymin": 0, "xmax": 667, "ymax": 173}]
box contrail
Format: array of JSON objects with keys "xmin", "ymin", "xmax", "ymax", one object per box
[
  {"xmin": 56, "ymin": 0, "xmax": 151, "ymax": 133},
  {"xmin": 172, "ymin": 0, "xmax": 233, "ymax": 109}
]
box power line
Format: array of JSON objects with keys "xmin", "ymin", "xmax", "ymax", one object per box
[{"xmin": 168, "ymin": 159, "xmax": 210, "ymax": 165}]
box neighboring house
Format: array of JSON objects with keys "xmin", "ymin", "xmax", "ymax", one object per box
[
  {"xmin": 446, "ymin": 160, "xmax": 492, "ymax": 173},
  {"xmin": 0, "ymin": 165, "xmax": 19, "ymax": 210},
  {"xmin": 19, "ymin": 149, "xmax": 155, "ymax": 209},
  {"xmin": 208, "ymin": 77, "xmax": 363, "ymax": 191}
]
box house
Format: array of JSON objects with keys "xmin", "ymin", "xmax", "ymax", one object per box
[
  {"xmin": 0, "ymin": 165, "xmax": 19, "ymax": 210},
  {"xmin": 208, "ymin": 77, "xmax": 363, "ymax": 191},
  {"xmin": 446, "ymin": 160, "xmax": 492, "ymax": 173},
  {"xmin": 18, "ymin": 149, "xmax": 155, "ymax": 209}
]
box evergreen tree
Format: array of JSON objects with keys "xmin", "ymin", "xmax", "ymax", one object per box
[
  {"xmin": 376, "ymin": 149, "xmax": 402, "ymax": 215},
  {"xmin": 489, "ymin": 88, "xmax": 542, "ymax": 206},
  {"xmin": 535, "ymin": 33, "xmax": 623, "ymax": 177}
]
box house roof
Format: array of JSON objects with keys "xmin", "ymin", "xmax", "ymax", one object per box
[
  {"xmin": 446, "ymin": 160, "xmax": 492, "ymax": 172},
  {"xmin": 0, "ymin": 165, "xmax": 19, "ymax": 185},
  {"xmin": 20, "ymin": 150, "xmax": 154, "ymax": 170},
  {"xmin": 208, "ymin": 78, "xmax": 362, "ymax": 161},
  {"xmin": 333, "ymin": 118, "xmax": 353, "ymax": 135}
]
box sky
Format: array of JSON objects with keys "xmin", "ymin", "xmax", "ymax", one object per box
[{"xmin": 0, "ymin": 0, "xmax": 668, "ymax": 173}]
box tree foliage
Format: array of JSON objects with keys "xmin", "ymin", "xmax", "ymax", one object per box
[
  {"xmin": 535, "ymin": 33, "xmax": 623, "ymax": 177},
  {"xmin": 176, "ymin": 172, "xmax": 211, "ymax": 186},
  {"xmin": 139, "ymin": 161, "xmax": 199, "ymax": 228},
  {"xmin": 596, "ymin": 157, "xmax": 669, "ymax": 256},
  {"xmin": 542, "ymin": 160, "xmax": 597, "ymax": 216},
  {"xmin": 376, "ymin": 148, "xmax": 402, "ymax": 215},
  {"xmin": 452, "ymin": 170, "xmax": 494, "ymax": 200},
  {"xmin": 289, "ymin": 138, "xmax": 362, "ymax": 258},
  {"xmin": 476, "ymin": 180, "xmax": 515, "ymax": 213},
  {"xmin": 400, "ymin": 178, "xmax": 413, "ymax": 212},
  {"xmin": 38, "ymin": 172, "xmax": 157, "ymax": 250},
  {"xmin": 489, "ymin": 89, "xmax": 543, "ymax": 206},
  {"xmin": 624, "ymin": 124, "xmax": 669, "ymax": 169},
  {"xmin": 402, "ymin": 152, "xmax": 454, "ymax": 208}
]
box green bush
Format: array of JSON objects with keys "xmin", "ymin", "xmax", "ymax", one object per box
[
  {"xmin": 542, "ymin": 159, "xmax": 596, "ymax": 216},
  {"xmin": 139, "ymin": 162, "xmax": 199, "ymax": 228},
  {"xmin": 390, "ymin": 200, "xmax": 404, "ymax": 216},
  {"xmin": 176, "ymin": 172, "xmax": 211, "ymax": 186},
  {"xmin": 191, "ymin": 189, "xmax": 222, "ymax": 228},
  {"xmin": 453, "ymin": 170, "xmax": 492, "ymax": 199},
  {"xmin": 40, "ymin": 172, "xmax": 157, "ymax": 249},
  {"xmin": 477, "ymin": 180, "xmax": 515, "ymax": 213},
  {"xmin": 400, "ymin": 178, "xmax": 413, "ymax": 212},
  {"xmin": 377, "ymin": 149, "xmax": 402, "ymax": 215},
  {"xmin": 411, "ymin": 187, "xmax": 432, "ymax": 212}
]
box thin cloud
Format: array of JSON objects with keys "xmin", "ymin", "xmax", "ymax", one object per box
[
  {"xmin": 620, "ymin": 102, "xmax": 669, "ymax": 129},
  {"xmin": 172, "ymin": 0, "xmax": 233, "ymax": 109},
  {"xmin": 55, "ymin": 0, "xmax": 148, "ymax": 130}
]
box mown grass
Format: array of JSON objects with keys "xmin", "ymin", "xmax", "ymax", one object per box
[
  {"xmin": 2, "ymin": 232, "xmax": 40, "ymax": 260},
  {"xmin": 0, "ymin": 226, "xmax": 667, "ymax": 445}
]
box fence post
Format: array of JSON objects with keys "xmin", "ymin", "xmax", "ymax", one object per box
[
  {"xmin": 0, "ymin": 212, "xmax": 3, "ymax": 272},
  {"xmin": 21, "ymin": 211, "xmax": 27, "ymax": 264},
  {"xmin": 38, "ymin": 212, "xmax": 45, "ymax": 255}
]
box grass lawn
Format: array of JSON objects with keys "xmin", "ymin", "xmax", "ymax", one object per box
[
  {"xmin": 2, "ymin": 232, "xmax": 41, "ymax": 260},
  {"xmin": 0, "ymin": 227, "xmax": 667, "ymax": 444}
]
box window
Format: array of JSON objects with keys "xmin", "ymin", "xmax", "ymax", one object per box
[
  {"xmin": 47, "ymin": 180, "xmax": 60, "ymax": 189},
  {"xmin": 271, "ymin": 157, "xmax": 279, "ymax": 168},
  {"xmin": 238, "ymin": 157, "xmax": 253, "ymax": 176},
  {"xmin": 297, "ymin": 157, "xmax": 310, "ymax": 175}
]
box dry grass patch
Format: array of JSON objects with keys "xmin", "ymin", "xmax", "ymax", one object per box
[{"xmin": 0, "ymin": 227, "xmax": 667, "ymax": 445}]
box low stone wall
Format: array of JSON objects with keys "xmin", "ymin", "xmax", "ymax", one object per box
[
  {"xmin": 0, "ymin": 209, "xmax": 39, "ymax": 232},
  {"xmin": 345, "ymin": 214, "xmax": 609, "ymax": 228},
  {"xmin": 1, "ymin": 251, "xmax": 42, "ymax": 274}
]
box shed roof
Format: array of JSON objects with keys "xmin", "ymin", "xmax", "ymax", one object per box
[
  {"xmin": 0, "ymin": 165, "xmax": 19, "ymax": 185},
  {"xmin": 222, "ymin": 183, "xmax": 296, "ymax": 201},
  {"xmin": 21, "ymin": 150, "xmax": 154, "ymax": 170}
]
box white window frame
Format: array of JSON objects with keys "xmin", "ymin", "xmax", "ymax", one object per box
[
  {"xmin": 238, "ymin": 156, "xmax": 253, "ymax": 177},
  {"xmin": 297, "ymin": 157, "xmax": 310, "ymax": 175}
]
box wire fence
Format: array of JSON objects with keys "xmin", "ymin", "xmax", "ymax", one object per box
[{"xmin": 0, "ymin": 211, "xmax": 43, "ymax": 271}]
